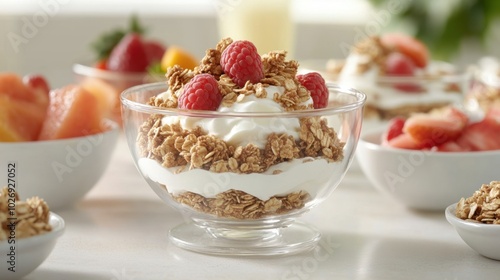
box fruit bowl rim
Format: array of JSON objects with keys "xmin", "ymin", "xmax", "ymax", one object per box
[{"xmin": 73, "ymin": 62, "xmax": 161, "ymax": 81}]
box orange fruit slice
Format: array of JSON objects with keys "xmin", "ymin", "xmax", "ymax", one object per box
[{"xmin": 160, "ymin": 46, "xmax": 198, "ymax": 71}]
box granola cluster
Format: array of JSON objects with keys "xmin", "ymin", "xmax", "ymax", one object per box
[
  {"xmin": 137, "ymin": 38, "xmax": 345, "ymax": 219},
  {"xmin": 467, "ymin": 82, "xmax": 500, "ymax": 113},
  {"xmin": 347, "ymin": 36, "xmax": 392, "ymax": 75},
  {"xmin": 456, "ymin": 181, "xmax": 500, "ymax": 224},
  {"xmin": 174, "ymin": 189, "xmax": 310, "ymax": 219},
  {"xmin": 0, "ymin": 187, "xmax": 52, "ymax": 240}
]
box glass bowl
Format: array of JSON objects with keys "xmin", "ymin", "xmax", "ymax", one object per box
[
  {"xmin": 465, "ymin": 66, "xmax": 500, "ymax": 112},
  {"xmin": 302, "ymin": 60, "xmax": 465, "ymax": 123},
  {"xmin": 121, "ymin": 82, "xmax": 366, "ymax": 256}
]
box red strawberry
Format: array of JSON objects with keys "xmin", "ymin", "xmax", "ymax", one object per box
[
  {"xmin": 178, "ymin": 74, "xmax": 222, "ymax": 110},
  {"xmin": 220, "ymin": 40, "xmax": 264, "ymax": 87},
  {"xmin": 385, "ymin": 52, "xmax": 422, "ymax": 93},
  {"xmin": 403, "ymin": 107, "xmax": 468, "ymax": 148},
  {"xmin": 382, "ymin": 116, "xmax": 406, "ymax": 143},
  {"xmin": 296, "ymin": 72, "xmax": 329, "ymax": 109},
  {"xmin": 381, "ymin": 33, "xmax": 429, "ymax": 68},
  {"xmin": 436, "ymin": 141, "xmax": 469, "ymax": 152},
  {"xmin": 144, "ymin": 40, "xmax": 166, "ymax": 64},
  {"xmin": 106, "ymin": 33, "xmax": 149, "ymax": 72},
  {"xmin": 454, "ymin": 109, "xmax": 500, "ymax": 151},
  {"xmin": 386, "ymin": 133, "xmax": 424, "ymax": 150}
]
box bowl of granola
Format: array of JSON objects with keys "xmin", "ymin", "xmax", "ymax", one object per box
[
  {"xmin": 121, "ymin": 38, "xmax": 365, "ymax": 256},
  {"xmin": 446, "ymin": 181, "xmax": 500, "ymax": 260},
  {"xmin": 0, "ymin": 188, "xmax": 65, "ymax": 280}
]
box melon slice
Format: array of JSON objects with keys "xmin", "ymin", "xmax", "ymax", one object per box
[
  {"xmin": 38, "ymin": 85, "xmax": 105, "ymax": 140},
  {"xmin": 0, "ymin": 95, "xmax": 47, "ymax": 141}
]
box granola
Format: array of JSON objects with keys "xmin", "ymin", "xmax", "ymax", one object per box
[
  {"xmin": 173, "ymin": 189, "xmax": 310, "ymax": 219},
  {"xmin": 455, "ymin": 181, "xmax": 500, "ymax": 224},
  {"xmin": 0, "ymin": 187, "xmax": 52, "ymax": 241}
]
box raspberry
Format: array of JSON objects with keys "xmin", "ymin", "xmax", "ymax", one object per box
[
  {"xmin": 296, "ymin": 72, "xmax": 329, "ymax": 109},
  {"xmin": 220, "ymin": 40, "xmax": 264, "ymax": 87},
  {"xmin": 178, "ymin": 74, "xmax": 222, "ymax": 110}
]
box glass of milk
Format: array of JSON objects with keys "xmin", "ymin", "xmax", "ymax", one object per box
[{"xmin": 216, "ymin": 0, "xmax": 295, "ymax": 57}]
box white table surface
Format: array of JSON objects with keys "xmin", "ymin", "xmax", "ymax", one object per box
[{"xmin": 25, "ymin": 134, "xmax": 500, "ymax": 280}]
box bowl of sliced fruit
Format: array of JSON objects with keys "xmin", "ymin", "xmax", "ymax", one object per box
[
  {"xmin": 0, "ymin": 73, "xmax": 119, "ymax": 209},
  {"xmin": 356, "ymin": 105, "xmax": 500, "ymax": 211},
  {"xmin": 73, "ymin": 16, "xmax": 198, "ymax": 125}
]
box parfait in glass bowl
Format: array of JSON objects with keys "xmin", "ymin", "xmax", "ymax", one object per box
[
  {"xmin": 324, "ymin": 33, "xmax": 465, "ymax": 131},
  {"xmin": 121, "ymin": 38, "xmax": 366, "ymax": 256}
]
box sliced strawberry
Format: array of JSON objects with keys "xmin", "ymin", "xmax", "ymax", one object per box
[
  {"xmin": 455, "ymin": 112, "xmax": 500, "ymax": 151},
  {"xmin": 403, "ymin": 107, "xmax": 468, "ymax": 148},
  {"xmin": 436, "ymin": 141, "xmax": 470, "ymax": 152},
  {"xmin": 106, "ymin": 33, "xmax": 149, "ymax": 72},
  {"xmin": 381, "ymin": 33, "xmax": 429, "ymax": 68},
  {"xmin": 144, "ymin": 40, "xmax": 166, "ymax": 64},
  {"xmin": 383, "ymin": 116, "xmax": 406, "ymax": 143},
  {"xmin": 386, "ymin": 133, "xmax": 424, "ymax": 150}
]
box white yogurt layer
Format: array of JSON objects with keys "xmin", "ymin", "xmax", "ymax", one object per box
[
  {"xmin": 338, "ymin": 55, "xmax": 462, "ymax": 110},
  {"xmin": 161, "ymin": 85, "xmax": 313, "ymax": 149},
  {"xmin": 139, "ymin": 157, "xmax": 341, "ymax": 200}
]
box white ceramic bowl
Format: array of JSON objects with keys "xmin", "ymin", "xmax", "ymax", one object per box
[
  {"xmin": 445, "ymin": 204, "xmax": 500, "ymax": 260},
  {"xmin": 0, "ymin": 121, "xmax": 119, "ymax": 209},
  {"xmin": 0, "ymin": 212, "xmax": 65, "ymax": 280},
  {"xmin": 356, "ymin": 129, "xmax": 500, "ymax": 211}
]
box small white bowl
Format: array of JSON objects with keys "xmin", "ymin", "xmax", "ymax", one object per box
[
  {"xmin": 0, "ymin": 212, "xmax": 65, "ymax": 280},
  {"xmin": 356, "ymin": 129, "xmax": 500, "ymax": 211},
  {"xmin": 0, "ymin": 121, "xmax": 119, "ymax": 209},
  {"xmin": 445, "ymin": 204, "xmax": 500, "ymax": 260}
]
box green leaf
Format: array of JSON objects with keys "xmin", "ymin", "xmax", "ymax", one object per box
[
  {"xmin": 91, "ymin": 29, "xmax": 126, "ymax": 60},
  {"xmin": 147, "ymin": 62, "xmax": 165, "ymax": 77}
]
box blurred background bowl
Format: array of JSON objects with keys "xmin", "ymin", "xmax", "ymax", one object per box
[
  {"xmin": 356, "ymin": 129, "xmax": 500, "ymax": 211},
  {"xmin": 0, "ymin": 120, "xmax": 119, "ymax": 209},
  {"xmin": 0, "ymin": 212, "xmax": 65, "ymax": 280},
  {"xmin": 446, "ymin": 203, "xmax": 500, "ymax": 260},
  {"xmin": 73, "ymin": 63, "xmax": 164, "ymax": 125}
]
